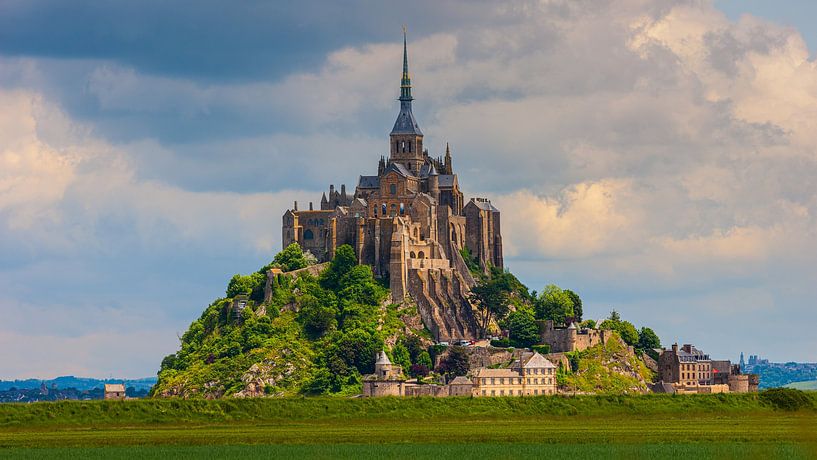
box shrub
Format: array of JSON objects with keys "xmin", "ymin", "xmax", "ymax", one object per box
[
  {"xmin": 760, "ymin": 388, "xmax": 814, "ymax": 411},
  {"xmin": 531, "ymin": 344, "xmax": 551, "ymax": 354},
  {"xmin": 490, "ymin": 338, "xmax": 510, "ymax": 348}
]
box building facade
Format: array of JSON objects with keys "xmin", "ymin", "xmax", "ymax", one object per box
[
  {"xmin": 473, "ymin": 352, "xmax": 557, "ymax": 396},
  {"xmin": 281, "ymin": 32, "xmax": 503, "ymax": 341},
  {"xmin": 657, "ymin": 343, "xmax": 758, "ymax": 393},
  {"xmin": 538, "ymin": 321, "xmax": 612, "ymax": 353}
]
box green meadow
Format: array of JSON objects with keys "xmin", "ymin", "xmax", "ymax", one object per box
[{"xmin": 1, "ymin": 393, "xmax": 816, "ymax": 459}]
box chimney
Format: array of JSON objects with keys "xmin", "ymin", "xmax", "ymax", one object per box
[
  {"xmin": 672, "ymin": 343, "xmax": 678, "ymax": 354},
  {"xmin": 294, "ymin": 201, "xmax": 298, "ymax": 211},
  {"xmin": 341, "ymin": 184, "xmax": 347, "ymax": 198},
  {"xmin": 309, "ymin": 202, "xmax": 313, "ymax": 211}
]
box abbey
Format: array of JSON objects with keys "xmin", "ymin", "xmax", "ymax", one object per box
[{"xmin": 282, "ymin": 33, "xmax": 503, "ymax": 341}]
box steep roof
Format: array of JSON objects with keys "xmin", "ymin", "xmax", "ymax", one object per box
[
  {"xmin": 358, "ymin": 175, "xmax": 380, "ymax": 189},
  {"xmin": 438, "ymin": 175, "xmax": 455, "ymax": 188},
  {"xmin": 375, "ymin": 351, "xmax": 392, "ymax": 366},
  {"xmin": 522, "ymin": 352, "xmax": 556, "ymax": 369},
  {"xmin": 449, "ymin": 376, "xmax": 473, "ymax": 385},
  {"xmin": 384, "ymin": 162, "xmax": 414, "ymax": 178},
  {"xmin": 466, "ymin": 199, "xmax": 499, "ymax": 212}
]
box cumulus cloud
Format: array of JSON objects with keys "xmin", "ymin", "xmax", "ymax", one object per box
[{"xmin": 2, "ymin": 0, "xmax": 817, "ymax": 376}]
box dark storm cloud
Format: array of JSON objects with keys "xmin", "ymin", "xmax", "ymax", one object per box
[{"xmin": 0, "ymin": 0, "xmax": 502, "ymax": 81}]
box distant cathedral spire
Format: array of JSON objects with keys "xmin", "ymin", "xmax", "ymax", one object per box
[{"xmin": 390, "ymin": 26, "xmax": 422, "ymax": 137}]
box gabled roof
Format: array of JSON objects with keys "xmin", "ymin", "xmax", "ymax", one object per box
[
  {"xmin": 384, "ymin": 162, "xmax": 414, "ymax": 178},
  {"xmin": 104, "ymin": 383, "xmax": 125, "ymax": 392},
  {"xmin": 466, "ymin": 199, "xmax": 499, "ymax": 212},
  {"xmin": 522, "ymin": 352, "xmax": 556, "ymax": 369},
  {"xmin": 449, "ymin": 376, "xmax": 473, "ymax": 385}
]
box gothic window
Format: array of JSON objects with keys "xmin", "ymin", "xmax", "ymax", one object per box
[
  {"xmin": 390, "ymin": 204, "xmax": 397, "ymax": 216},
  {"xmin": 418, "ymin": 251, "xmax": 425, "ymax": 259},
  {"xmin": 410, "ymin": 251, "xmax": 416, "ymax": 258},
  {"xmin": 399, "ymin": 203, "xmax": 405, "ymax": 214},
  {"xmin": 390, "ymin": 184, "xmax": 397, "ymax": 195},
  {"xmin": 408, "ymin": 141, "xmax": 412, "ymax": 152},
  {"xmin": 304, "ymin": 229, "xmax": 314, "ymax": 240},
  {"xmin": 401, "ymin": 141, "xmax": 406, "ymax": 152},
  {"xmin": 395, "ymin": 140, "xmax": 399, "ymax": 152},
  {"xmin": 382, "ymin": 203, "xmax": 387, "ymax": 215}
]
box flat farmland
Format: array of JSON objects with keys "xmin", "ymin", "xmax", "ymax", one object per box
[{"xmin": 1, "ymin": 395, "xmax": 815, "ymax": 458}]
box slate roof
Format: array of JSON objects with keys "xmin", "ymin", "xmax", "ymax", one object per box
[
  {"xmin": 391, "ymin": 102, "xmax": 423, "ymax": 135},
  {"xmin": 449, "ymin": 376, "xmax": 473, "ymax": 385},
  {"xmin": 384, "ymin": 162, "xmax": 414, "ymax": 178},
  {"xmin": 467, "ymin": 199, "xmax": 500, "ymax": 212},
  {"xmin": 104, "ymin": 383, "xmax": 125, "ymax": 393},
  {"xmin": 358, "ymin": 175, "xmax": 380, "ymax": 188},
  {"xmin": 438, "ymin": 175, "xmax": 455, "ymax": 188}
]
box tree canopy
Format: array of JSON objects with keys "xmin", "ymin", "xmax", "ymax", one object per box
[{"xmin": 535, "ymin": 284, "xmax": 575, "ymax": 325}]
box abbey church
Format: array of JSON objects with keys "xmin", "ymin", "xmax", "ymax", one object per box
[{"xmin": 282, "ymin": 33, "xmax": 503, "ymax": 341}]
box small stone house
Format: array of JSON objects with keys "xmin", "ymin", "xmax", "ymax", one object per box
[{"xmin": 104, "ymin": 383, "xmax": 126, "ymax": 400}]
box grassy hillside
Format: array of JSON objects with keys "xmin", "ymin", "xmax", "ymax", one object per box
[
  {"xmin": 151, "ymin": 244, "xmax": 428, "ymax": 398},
  {"xmin": 559, "ymin": 333, "xmax": 654, "ymax": 394}
]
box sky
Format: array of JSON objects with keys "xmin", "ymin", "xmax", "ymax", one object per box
[{"xmin": 1, "ymin": 0, "xmax": 816, "ymax": 379}]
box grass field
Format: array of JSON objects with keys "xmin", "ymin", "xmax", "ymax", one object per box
[
  {"xmin": 786, "ymin": 380, "xmax": 817, "ymax": 391},
  {"xmin": 1, "ymin": 394, "xmax": 816, "ymax": 459}
]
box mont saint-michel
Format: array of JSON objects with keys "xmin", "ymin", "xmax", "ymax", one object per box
[
  {"xmin": 282, "ymin": 33, "xmax": 501, "ymax": 342},
  {"xmin": 4, "ymin": 2, "xmax": 817, "ymax": 457}
]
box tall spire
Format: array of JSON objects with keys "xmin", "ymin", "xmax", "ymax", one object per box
[
  {"xmin": 391, "ymin": 26, "xmax": 422, "ymax": 136},
  {"xmin": 400, "ymin": 25, "xmax": 412, "ymax": 102}
]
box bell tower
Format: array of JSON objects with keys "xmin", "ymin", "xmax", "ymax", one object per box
[{"xmin": 389, "ymin": 27, "xmax": 424, "ymax": 174}]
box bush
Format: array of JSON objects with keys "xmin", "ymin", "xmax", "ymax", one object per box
[
  {"xmin": 759, "ymin": 388, "xmax": 814, "ymax": 411},
  {"xmin": 531, "ymin": 344, "xmax": 551, "ymax": 354},
  {"xmin": 490, "ymin": 338, "xmax": 510, "ymax": 348}
]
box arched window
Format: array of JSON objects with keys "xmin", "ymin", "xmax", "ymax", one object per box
[
  {"xmin": 304, "ymin": 229, "xmax": 314, "ymax": 240},
  {"xmin": 401, "ymin": 141, "xmax": 406, "ymax": 152},
  {"xmin": 418, "ymin": 251, "xmax": 425, "ymax": 259},
  {"xmin": 408, "ymin": 141, "xmax": 412, "ymax": 152},
  {"xmin": 451, "ymin": 229, "xmax": 457, "ymax": 242},
  {"xmin": 399, "ymin": 203, "xmax": 405, "ymax": 214},
  {"xmin": 381, "ymin": 203, "xmax": 387, "ymax": 215},
  {"xmin": 395, "ymin": 140, "xmax": 399, "ymax": 152},
  {"xmin": 390, "ymin": 204, "xmax": 397, "ymax": 216},
  {"xmin": 410, "ymin": 251, "xmax": 416, "ymax": 258},
  {"xmin": 390, "ymin": 184, "xmax": 397, "ymax": 195}
]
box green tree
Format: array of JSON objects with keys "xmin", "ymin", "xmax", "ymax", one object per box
[
  {"xmin": 580, "ymin": 319, "xmax": 597, "ymax": 329},
  {"xmin": 470, "ymin": 275, "xmax": 512, "ymax": 337},
  {"xmin": 599, "ymin": 310, "xmax": 639, "ymax": 346},
  {"xmin": 564, "ymin": 289, "xmax": 583, "ymax": 322},
  {"xmin": 416, "ymin": 350, "xmax": 433, "ymax": 369},
  {"xmin": 506, "ymin": 310, "xmax": 539, "ymax": 348},
  {"xmin": 638, "ymin": 327, "xmax": 661, "ymax": 351},
  {"xmin": 266, "ymin": 242, "xmax": 310, "ymax": 273},
  {"xmin": 321, "ymin": 245, "xmax": 358, "ymax": 291},
  {"xmin": 535, "ymin": 285, "xmax": 575, "ymax": 324},
  {"xmin": 438, "ymin": 345, "xmax": 470, "ymax": 377},
  {"xmin": 226, "ymin": 273, "xmax": 264, "ymax": 299},
  {"xmin": 298, "ymin": 294, "xmax": 338, "ymax": 336},
  {"xmin": 391, "ymin": 343, "xmax": 411, "ymax": 375}
]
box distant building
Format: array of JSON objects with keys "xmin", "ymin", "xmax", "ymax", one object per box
[
  {"xmin": 104, "ymin": 383, "xmax": 126, "ymax": 400},
  {"xmin": 363, "ymin": 351, "xmax": 406, "ymax": 397},
  {"xmin": 657, "ymin": 343, "xmax": 758, "ymax": 394},
  {"xmin": 537, "ymin": 320, "xmax": 611, "ymax": 353},
  {"xmin": 473, "ymin": 352, "xmax": 556, "ymax": 397}
]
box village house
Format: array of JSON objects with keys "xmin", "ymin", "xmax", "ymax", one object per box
[
  {"xmin": 104, "ymin": 383, "xmax": 126, "ymax": 400},
  {"xmin": 473, "ymin": 352, "xmax": 557, "ymax": 397}
]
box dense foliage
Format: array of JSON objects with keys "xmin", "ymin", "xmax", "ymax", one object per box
[{"xmin": 153, "ymin": 244, "xmax": 428, "ymax": 397}]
